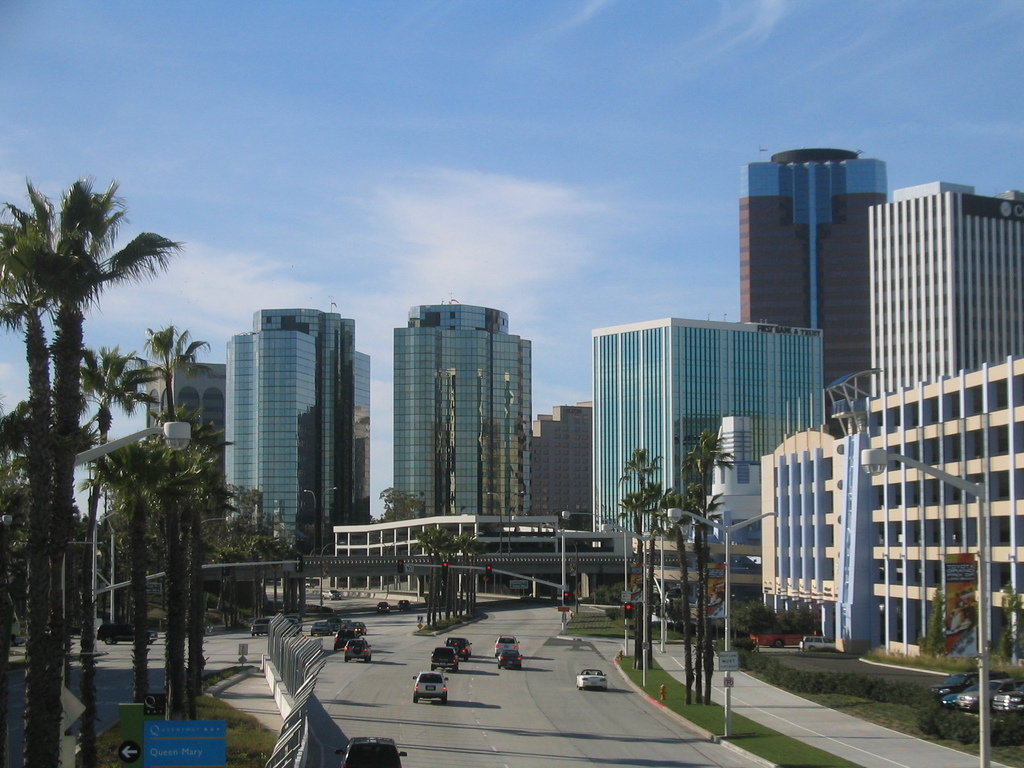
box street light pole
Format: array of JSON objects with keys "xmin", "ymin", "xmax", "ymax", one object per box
[
  {"xmin": 862, "ymin": 448, "xmax": 991, "ymax": 768},
  {"xmin": 668, "ymin": 507, "xmax": 775, "ymax": 738}
]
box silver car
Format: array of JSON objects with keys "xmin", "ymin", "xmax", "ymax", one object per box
[
  {"xmin": 992, "ymin": 681, "xmax": 1024, "ymax": 712},
  {"xmin": 412, "ymin": 671, "xmax": 448, "ymax": 704},
  {"xmin": 954, "ymin": 680, "xmax": 1016, "ymax": 713}
]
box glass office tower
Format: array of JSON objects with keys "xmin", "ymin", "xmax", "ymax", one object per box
[
  {"xmin": 741, "ymin": 148, "xmax": 887, "ymax": 387},
  {"xmin": 394, "ymin": 304, "xmax": 531, "ymax": 517},
  {"xmin": 592, "ymin": 318, "xmax": 823, "ymax": 531},
  {"xmin": 226, "ymin": 309, "xmax": 370, "ymax": 552}
]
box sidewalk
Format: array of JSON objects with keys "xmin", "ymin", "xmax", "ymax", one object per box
[
  {"xmin": 207, "ymin": 665, "xmax": 283, "ymax": 733},
  {"xmin": 655, "ymin": 645, "xmax": 1010, "ymax": 768}
]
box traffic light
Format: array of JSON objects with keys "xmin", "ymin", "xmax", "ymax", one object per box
[
  {"xmin": 484, "ymin": 564, "xmax": 493, "ymax": 576},
  {"xmin": 296, "ymin": 554, "xmax": 304, "ymax": 573},
  {"xmin": 623, "ymin": 602, "xmax": 634, "ymax": 621},
  {"xmin": 397, "ymin": 559, "xmax": 406, "ymax": 574},
  {"xmin": 562, "ymin": 590, "xmax": 573, "ymax": 606},
  {"xmin": 441, "ymin": 561, "xmax": 449, "ymax": 572}
]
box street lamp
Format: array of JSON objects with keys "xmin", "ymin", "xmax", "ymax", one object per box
[
  {"xmin": 668, "ymin": 507, "xmax": 775, "ymax": 738},
  {"xmin": 601, "ymin": 522, "xmax": 635, "ymax": 656},
  {"xmin": 861, "ymin": 447, "xmax": 991, "ymax": 768}
]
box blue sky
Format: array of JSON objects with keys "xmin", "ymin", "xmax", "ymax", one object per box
[{"xmin": 2, "ymin": 0, "xmax": 1023, "ymax": 515}]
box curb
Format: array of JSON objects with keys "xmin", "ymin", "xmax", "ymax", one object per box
[{"xmin": 611, "ymin": 657, "xmax": 780, "ymax": 768}]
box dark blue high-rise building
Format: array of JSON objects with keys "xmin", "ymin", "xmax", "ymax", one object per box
[{"xmin": 740, "ymin": 148, "xmax": 887, "ymax": 387}]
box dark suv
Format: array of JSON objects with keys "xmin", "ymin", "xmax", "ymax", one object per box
[
  {"xmin": 445, "ymin": 637, "xmax": 472, "ymax": 660},
  {"xmin": 97, "ymin": 623, "xmax": 157, "ymax": 645},
  {"xmin": 430, "ymin": 646, "xmax": 459, "ymax": 671},
  {"xmin": 335, "ymin": 737, "xmax": 406, "ymax": 768}
]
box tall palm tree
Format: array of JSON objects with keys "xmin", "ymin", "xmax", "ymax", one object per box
[
  {"xmin": 619, "ymin": 448, "xmax": 664, "ymax": 668},
  {"xmin": 78, "ymin": 347, "xmax": 152, "ymax": 765},
  {"xmin": 416, "ymin": 527, "xmax": 454, "ymax": 625},
  {"xmin": 680, "ymin": 429, "xmax": 734, "ymax": 705},
  {"xmin": 93, "ymin": 442, "xmax": 171, "ymax": 702},
  {"xmin": 144, "ymin": 326, "xmax": 208, "ymax": 719},
  {"xmin": 2, "ymin": 179, "xmax": 178, "ymax": 768}
]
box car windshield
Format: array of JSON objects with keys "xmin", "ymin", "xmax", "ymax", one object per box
[{"xmin": 581, "ymin": 669, "xmax": 603, "ymax": 676}]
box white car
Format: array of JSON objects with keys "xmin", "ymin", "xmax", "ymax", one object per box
[
  {"xmin": 576, "ymin": 668, "xmax": 608, "ymax": 690},
  {"xmin": 799, "ymin": 635, "xmax": 836, "ymax": 651}
]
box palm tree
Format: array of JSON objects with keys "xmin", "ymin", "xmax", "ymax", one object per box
[
  {"xmin": 619, "ymin": 448, "xmax": 664, "ymax": 668},
  {"xmin": 144, "ymin": 326, "xmax": 208, "ymax": 719},
  {"xmin": 2, "ymin": 179, "xmax": 178, "ymax": 768},
  {"xmin": 78, "ymin": 347, "xmax": 152, "ymax": 765},
  {"xmin": 416, "ymin": 527, "xmax": 454, "ymax": 625},
  {"xmin": 93, "ymin": 442, "xmax": 171, "ymax": 702},
  {"xmin": 680, "ymin": 429, "xmax": 734, "ymax": 705}
]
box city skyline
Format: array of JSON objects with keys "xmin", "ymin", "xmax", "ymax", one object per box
[{"xmin": 2, "ymin": 1, "xmax": 1022, "ymax": 516}]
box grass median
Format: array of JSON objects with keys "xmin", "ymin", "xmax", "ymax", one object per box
[{"xmin": 617, "ymin": 658, "xmax": 863, "ymax": 768}]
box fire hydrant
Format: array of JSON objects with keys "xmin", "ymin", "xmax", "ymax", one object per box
[{"xmin": 658, "ymin": 684, "xmax": 667, "ymax": 702}]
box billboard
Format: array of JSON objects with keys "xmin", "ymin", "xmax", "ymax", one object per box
[{"xmin": 944, "ymin": 553, "xmax": 978, "ymax": 657}]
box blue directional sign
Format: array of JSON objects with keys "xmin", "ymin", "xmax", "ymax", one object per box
[{"xmin": 143, "ymin": 720, "xmax": 226, "ymax": 768}]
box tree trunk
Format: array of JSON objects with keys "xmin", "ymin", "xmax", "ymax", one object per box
[
  {"xmin": 78, "ymin": 481, "xmax": 103, "ymax": 768},
  {"xmin": 130, "ymin": 498, "xmax": 150, "ymax": 702},
  {"xmin": 186, "ymin": 504, "xmax": 204, "ymax": 719},
  {"xmin": 676, "ymin": 532, "xmax": 694, "ymax": 704},
  {"xmin": 164, "ymin": 494, "xmax": 187, "ymax": 718},
  {"xmin": 22, "ymin": 313, "xmax": 62, "ymax": 768}
]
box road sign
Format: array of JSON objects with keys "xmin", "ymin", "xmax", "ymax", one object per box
[
  {"xmin": 509, "ymin": 579, "xmax": 529, "ymax": 589},
  {"xmin": 144, "ymin": 720, "xmax": 226, "ymax": 767},
  {"xmin": 723, "ymin": 675, "xmax": 735, "ymax": 687},
  {"xmin": 717, "ymin": 651, "xmax": 739, "ymax": 671},
  {"xmin": 142, "ymin": 693, "xmax": 165, "ymax": 717},
  {"xmin": 119, "ymin": 740, "xmax": 141, "ymax": 763},
  {"xmin": 557, "ymin": 606, "xmax": 572, "ymax": 612}
]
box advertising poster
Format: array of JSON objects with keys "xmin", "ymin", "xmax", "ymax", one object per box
[
  {"xmin": 706, "ymin": 562, "xmax": 726, "ymax": 618},
  {"xmin": 944, "ymin": 553, "xmax": 978, "ymax": 657}
]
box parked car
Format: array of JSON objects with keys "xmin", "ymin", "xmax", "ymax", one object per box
[
  {"xmin": 97, "ymin": 623, "xmax": 157, "ymax": 645},
  {"xmin": 494, "ymin": 635, "xmax": 519, "ymax": 657},
  {"xmin": 496, "ymin": 649, "xmax": 523, "ymax": 670},
  {"xmin": 397, "ymin": 599, "xmax": 412, "ymax": 611},
  {"xmin": 954, "ymin": 680, "xmax": 1017, "ymax": 713},
  {"xmin": 412, "ymin": 671, "xmax": 448, "ymax": 704},
  {"xmin": 376, "ymin": 601, "xmax": 391, "ymax": 614},
  {"xmin": 992, "ymin": 681, "xmax": 1024, "ymax": 712},
  {"xmin": 930, "ymin": 672, "xmax": 979, "ymax": 699},
  {"xmin": 799, "ymin": 636, "xmax": 836, "ymax": 651},
  {"xmin": 309, "ymin": 620, "xmax": 333, "ymax": 637},
  {"xmin": 576, "ymin": 668, "xmax": 608, "ymax": 690},
  {"xmin": 335, "ymin": 736, "xmax": 406, "ymax": 768},
  {"xmin": 343, "ymin": 639, "xmax": 373, "ymax": 663},
  {"xmin": 249, "ymin": 617, "xmax": 271, "ymax": 636},
  {"xmin": 430, "ymin": 646, "xmax": 459, "ymax": 671},
  {"xmin": 445, "ymin": 637, "xmax": 472, "ymax": 659}
]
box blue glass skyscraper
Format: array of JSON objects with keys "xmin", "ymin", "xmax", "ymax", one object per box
[
  {"xmin": 592, "ymin": 318, "xmax": 823, "ymax": 530},
  {"xmin": 226, "ymin": 308, "xmax": 370, "ymax": 552},
  {"xmin": 394, "ymin": 303, "xmax": 531, "ymax": 517}
]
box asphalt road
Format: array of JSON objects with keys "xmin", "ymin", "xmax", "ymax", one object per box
[
  {"xmin": 759, "ymin": 647, "xmax": 944, "ymax": 686},
  {"xmin": 304, "ymin": 602, "xmax": 767, "ymax": 768}
]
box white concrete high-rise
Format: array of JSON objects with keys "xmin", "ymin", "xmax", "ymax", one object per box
[{"xmin": 871, "ymin": 183, "xmax": 1024, "ymax": 393}]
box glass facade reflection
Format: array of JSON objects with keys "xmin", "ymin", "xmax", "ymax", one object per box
[
  {"xmin": 226, "ymin": 309, "xmax": 370, "ymax": 552},
  {"xmin": 592, "ymin": 318, "xmax": 823, "ymax": 531},
  {"xmin": 394, "ymin": 304, "xmax": 531, "ymax": 517}
]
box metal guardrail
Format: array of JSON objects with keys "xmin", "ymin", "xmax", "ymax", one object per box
[{"xmin": 264, "ymin": 616, "xmax": 325, "ymax": 768}]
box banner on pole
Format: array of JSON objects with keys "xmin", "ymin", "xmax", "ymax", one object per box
[
  {"xmin": 944, "ymin": 553, "xmax": 978, "ymax": 657},
  {"xmin": 706, "ymin": 562, "xmax": 726, "ymax": 618}
]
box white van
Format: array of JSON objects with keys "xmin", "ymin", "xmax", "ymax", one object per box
[{"xmin": 800, "ymin": 635, "xmax": 836, "ymax": 651}]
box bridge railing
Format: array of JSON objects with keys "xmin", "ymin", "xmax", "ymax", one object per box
[{"xmin": 264, "ymin": 616, "xmax": 325, "ymax": 768}]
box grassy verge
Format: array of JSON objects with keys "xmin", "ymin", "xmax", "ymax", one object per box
[
  {"xmin": 95, "ymin": 673, "xmax": 279, "ymax": 768},
  {"xmin": 618, "ymin": 659, "xmax": 862, "ymax": 768}
]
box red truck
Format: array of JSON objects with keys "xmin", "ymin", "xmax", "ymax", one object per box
[{"xmin": 751, "ymin": 632, "xmax": 804, "ymax": 648}]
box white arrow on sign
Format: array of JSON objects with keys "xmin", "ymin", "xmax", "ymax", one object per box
[{"xmin": 118, "ymin": 740, "xmax": 141, "ymax": 762}]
